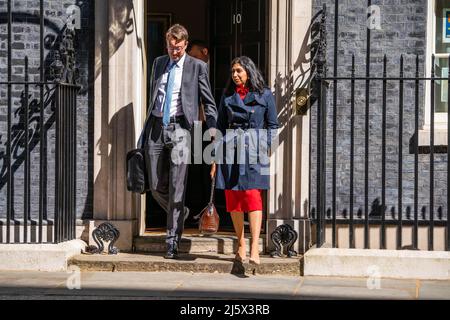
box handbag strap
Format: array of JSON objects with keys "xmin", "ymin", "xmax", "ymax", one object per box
[
  {"xmin": 209, "ymin": 175, "xmax": 216, "ymax": 205},
  {"xmin": 192, "ymin": 174, "xmax": 216, "ymax": 221}
]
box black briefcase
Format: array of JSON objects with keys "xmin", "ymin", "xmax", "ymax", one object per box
[{"xmin": 126, "ymin": 148, "xmax": 149, "ymax": 194}]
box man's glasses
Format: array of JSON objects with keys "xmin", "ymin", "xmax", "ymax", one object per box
[{"xmin": 167, "ymin": 45, "xmax": 185, "ymax": 53}]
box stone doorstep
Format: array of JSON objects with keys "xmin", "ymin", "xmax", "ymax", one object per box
[
  {"xmin": 68, "ymin": 252, "xmax": 302, "ymax": 276},
  {"xmin": 133, "ymin": 233, "xmax": 265, "ymax": 255}
]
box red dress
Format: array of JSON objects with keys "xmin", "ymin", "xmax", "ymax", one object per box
[{"xmin": 224, "ymin": 84, "xmax": 263, "ymax": 212}]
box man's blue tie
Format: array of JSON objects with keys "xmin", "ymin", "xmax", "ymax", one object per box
[{"xmin": 163, "ymin": 61, "xmax": 176, "ymax": 126}]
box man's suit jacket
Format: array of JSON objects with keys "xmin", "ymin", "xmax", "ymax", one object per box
[{"xmin": 146, "ymin": 54, "xmax": 217, "ymax": 132}]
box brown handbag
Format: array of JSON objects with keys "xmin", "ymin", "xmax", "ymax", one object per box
[{"xmin": 198, "ymin": 175, "xmax": 220, "ymax": 234}]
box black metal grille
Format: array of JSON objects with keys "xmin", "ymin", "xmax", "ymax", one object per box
[
  {"xmin": 311, "ymin": 2, "xmax": 449, "ymax": 251},
  {"xmin": 0, "ymin": 0, "xmax": 79, "ymax": 243}
]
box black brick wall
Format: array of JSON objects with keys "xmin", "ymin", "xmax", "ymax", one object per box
[
  {"xmin": 0, "ymin": 0, "xmax": 94, "ymax": 222},
  {"xmin": 311, "ymin": 0, "xmax": 448, "ymax": 221}
]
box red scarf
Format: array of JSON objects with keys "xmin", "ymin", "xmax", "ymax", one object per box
[{"xmin": 235, "ymin": 84, "xmax": 249, "ymax": 100}]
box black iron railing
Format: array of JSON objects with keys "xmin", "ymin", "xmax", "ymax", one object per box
[
  {"xmin": 311, "ymin": 3, "xmax": 449, "ymax": 251},
  {"xmin": 0, "ymin": 0, "xmax": 79, "ymax": 243},
  {"xmin": 54, "ymin": 83, "xmax": 78, "ymax": 243}
]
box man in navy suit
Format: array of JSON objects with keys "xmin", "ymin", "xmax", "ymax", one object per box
[{"xmin": 141, "ymin": 24, "xmax": 218, "ymax": 259}]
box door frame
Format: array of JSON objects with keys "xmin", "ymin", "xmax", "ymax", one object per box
[{"xmin": 139, "ymin": 0, "xmax": 271, "ymax": 236}]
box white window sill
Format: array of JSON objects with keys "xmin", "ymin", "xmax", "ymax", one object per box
[{"xmin": 418, "ymin": 127, "xmax": 448, "ymax": 147}]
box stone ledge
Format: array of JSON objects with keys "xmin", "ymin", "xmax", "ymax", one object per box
[
  {"xmin": 304, "ymin": 247, "xmax": 450, "ymax": 280},
  {"xmin": 0, "ymin": 239, "xmax": 87, "ymax": 272},
  {"xmin": 419, "ymin": 128, "xmax": 448, "ymax": 147},
  {"xmin": 69, "ymin": 252, "xmax": 301, "ymax": 276}
]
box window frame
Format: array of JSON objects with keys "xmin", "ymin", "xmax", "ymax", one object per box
[{"xmin": 425, "ymin": 0, "xmax": 449, "ymax": 130}]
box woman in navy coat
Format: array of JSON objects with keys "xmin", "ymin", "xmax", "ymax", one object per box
[{"xmin": 210, "ymin": 56, "xmax": 279, "ymax": 265}]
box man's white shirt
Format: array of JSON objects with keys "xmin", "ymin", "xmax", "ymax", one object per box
[{"xmin": 152, "ymin": 53, "xmax": 186, "ymax": 118}]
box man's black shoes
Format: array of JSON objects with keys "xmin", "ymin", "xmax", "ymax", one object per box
[
  {"xmin": 164, "ymin": 208, "xmax": 188, "ymax": 260},
  {"xmin": 164, "ymin": 242, "xmax": 179, "ymax": 259}
]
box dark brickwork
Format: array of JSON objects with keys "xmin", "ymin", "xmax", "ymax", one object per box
[
  {"xmin": 0, "ymin": 0, "xmax": 94, "ymax": 221},
  {"xmin": 311, "ymin": 0, "xmax": 448, "ymax": 221}
]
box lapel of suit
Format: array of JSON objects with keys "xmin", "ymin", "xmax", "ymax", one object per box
[
  {"xmin": 156, "ymin": 56, "xmax": 170, "ymax": 79},
  {"xmin": 181, "ymin": 55, "xmax": 193, "ymax": 110},
  {"xmin": 142, "ymin": 56, "xmax": 170, "ymax": 128},
  {"xmin": 226, "ymin": 93, "xmax": 245, "ymax": 108},
  {"xmin": 243, "ymin": 91, "xmax": 266, "ymax": 106},
  {"xmin": 151, "ymin": 56, "xmax": 170, "ymax": 107}
]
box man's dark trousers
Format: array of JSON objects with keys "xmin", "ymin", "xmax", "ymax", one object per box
[{"xmin": 144, "ymin": 116, "xmax": 189, "ymax": 245}]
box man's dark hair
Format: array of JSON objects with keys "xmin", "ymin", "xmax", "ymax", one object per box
[{"xmin": 188, "ymin": 39, "xmax": 209, "ymax": 52}]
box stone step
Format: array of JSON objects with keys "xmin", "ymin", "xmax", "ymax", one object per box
[
  {"xmin": 133, "ymin": 233, "xmax": 265, "ymax": 255},
  {"xmin": 69, "ymin": 252, "xmax": 302, "ymax": 276}
]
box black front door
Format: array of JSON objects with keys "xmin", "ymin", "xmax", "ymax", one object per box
[
  {"xmin": 209, "ymin": 0, "xmax": 269, "ymax": 232},
  {"xmin": 145, "ymin": 0, "xmax": 268, "ymax": 232},
  {"xmin": 211, "ymin": 0, "xmax": 268, "ymax": 100}
]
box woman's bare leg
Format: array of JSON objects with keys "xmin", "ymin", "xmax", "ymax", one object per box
[
  {"xmin": 230, "ymin": 211, "xmax": 246, "ymax": 260},
  {"xmin": 248, "ymin": 210, "xmax": 263, "ymax": 264}
]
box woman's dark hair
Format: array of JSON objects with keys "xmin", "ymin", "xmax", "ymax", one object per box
[{"xmin": 224, "ymin": 56, "xmax": 267, "ymax": 96}]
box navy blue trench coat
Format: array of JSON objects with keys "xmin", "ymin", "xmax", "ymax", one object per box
[{"xmin": 214, "ymin": 88, "xmax": 279, "ymax": 191}]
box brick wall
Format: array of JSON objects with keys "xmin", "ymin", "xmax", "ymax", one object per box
[
  {"xmin": 311, "ymin": 0, "xmax": 448, "ymax": 221},
  {"xmin": 0, "ymin": 0, "xmax": 94, "ymax": 222}
]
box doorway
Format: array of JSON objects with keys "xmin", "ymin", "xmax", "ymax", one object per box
[{"xmin": 145, "ymin": 0, "xmax": 269, "ymax": 233}]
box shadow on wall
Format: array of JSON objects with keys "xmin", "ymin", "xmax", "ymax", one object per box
[
  {"xmin": 94, "ymin": 103, "xmax": 137, "ymax": 220},
  {"xmin": 274, "ymin": 9, "xmax": 323, "ymax": 128},
  {"xmin": 271, "ymin": 9, "xmax": 323, "ymax": 219},
  {"xmin": 94, "ymin": 0, "xmax": 143, "ymax": 81},
  {"xmin": 93, "ymin": 0, "xmax": 145, "ymax": 220}
]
